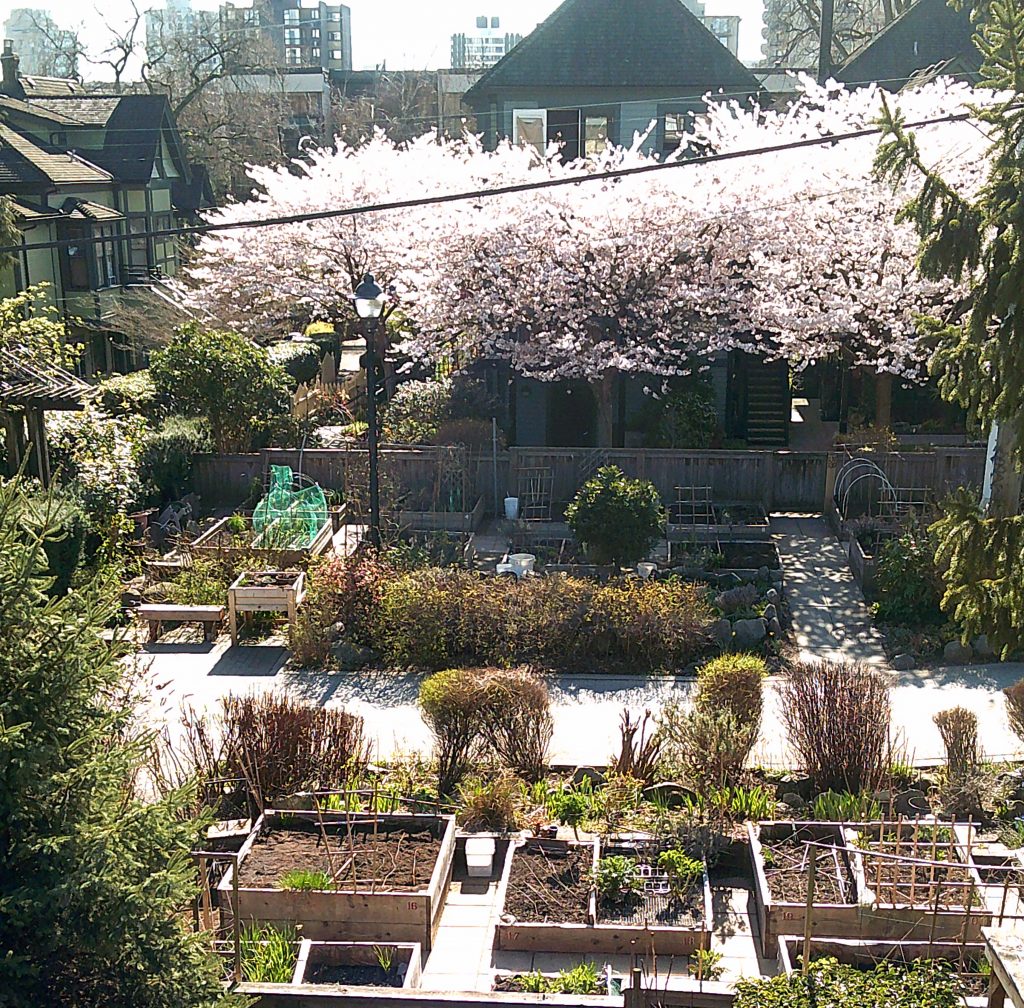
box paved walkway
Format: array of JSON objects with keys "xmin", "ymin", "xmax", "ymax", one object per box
[{"xmin": 772, "ymin": 514, "xmax": 889, "ymax": 667}]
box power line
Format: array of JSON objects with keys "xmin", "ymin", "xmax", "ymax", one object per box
[{"xmin": 0, "ymin": 104, "xmax": 990, "ymax": 258}]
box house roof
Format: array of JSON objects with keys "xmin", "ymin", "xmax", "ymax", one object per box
[
  {"xmin": 27, "ymin": 96, "xmax": 122, "ymax": 126},
  {"xmin": 18, "ymin": 75, "xmax": 87, "ymax": 98},
  {"xmin": 835, "ymin": 0, "xmax": 979, "ymax": 89},
  {"xmin": 465, "ymin": 0, "xmax": 760, "ymax": 101},
  {"xmin": 0, "ymin": 93, "xmax": 81, "ymax": 126},
  {"xmin": 0, "ymin": 125, "xmax": 112, "ymax": 187}
]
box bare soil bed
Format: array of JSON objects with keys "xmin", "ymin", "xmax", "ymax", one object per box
[
  {"xmin": 308, "ymin": 963, "xmax": 402, "ymax": 987},
  {"xmin": 238, "ymin": 824, "xmax": 442, "ymax": 891},
  {"xmin": 503, "ymin": 845, "xmax": 591, "ymax": 924},
  {"xmin": 238, "ymin": 571, "xmax": 299, "ymax": 587},
  {"xmin": 599, "ymin": 887, "xmax": 703, "ymax": 928},
  {"xmin": 765, "ymin": 831, "xmax": 854, "ymax": 904}
]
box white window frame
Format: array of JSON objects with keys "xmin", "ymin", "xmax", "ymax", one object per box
[{"xmin": 512, "ymin": 108, "xmax": 546, "ymax": 156}]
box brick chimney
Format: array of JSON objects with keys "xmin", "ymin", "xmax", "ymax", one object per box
[{"xmin": 1, "ymin": 40, "xmax": 20, "ymax": 97}]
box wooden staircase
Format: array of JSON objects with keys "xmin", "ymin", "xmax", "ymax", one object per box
[{"xmin": 744, "ymin": 359, "xmax": 790, "ymax": 447}]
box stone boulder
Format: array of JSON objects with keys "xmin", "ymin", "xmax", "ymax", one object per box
[
  {"xmin": 571, "ymin": 766, "xmax": 607, "ymax": 788},
  {"xmin": 732, "ymin": 618, "xmax": 767, "ymax": 649},
  {"xmin": 943, "ymin": 639, "xmax": 974, "ymax": 665},
  {"xmin": 892, "ymin": 654, "xmax": 916, "ymax": 671}
]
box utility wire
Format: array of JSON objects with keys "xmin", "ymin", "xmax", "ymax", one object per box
[{"xmin": 0, "ymin": 105, "xmax": 991, "ymax": 258}]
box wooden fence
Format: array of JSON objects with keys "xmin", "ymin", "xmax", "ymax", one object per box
[{"xmin": 190, "ymin": 446, "xmax": 987, "ymax": 516}]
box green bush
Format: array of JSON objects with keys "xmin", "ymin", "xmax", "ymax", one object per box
[
  {"xmin": 137, "ymin": 416, "xmax": 209, "ymax": 503},
  {"xmin": 586, "ymin": 579, "xmax": 714, "ymax": 667},
  {"xmin": 695, "ymin": 653, "xmax": 767, "ymax": 728},
  {"xmin": 95, "ymin": 369, "xmax": 165, "ymax": 420},
  {"xmin": 16, "ymin": 484, "xmax": 87, "ymax": 595},
  {"xmin": 268, "ymin": 340, "xmax": 321, "ymax": 386},
  {"xmin": 636, "ymin": 380, "xmax": 719, "ymax": 449},
  {"xmin": 419, "ymin": 668, "xmax": 488, "ymax": 795},
  {"xmin": 369, "ymin": 569, "xmax": 713, "ymax": 671},
  {"xmin": 381, "ymin": 378, "xmax": 453, "ymax": 444},
  {"xmin": 594, "ymin": 855, "xmax": 643, "ymax": 900},
  {"xmin": 874, "ymin": 519, "xmax": 944, "ymax": 625},
  {"xmin": 565, "ymin": 465, "xmax": 663, "ymax": 566},
  {"xmin": 660, "ymin": 705, "xmax": 757, "ymax": 789}
]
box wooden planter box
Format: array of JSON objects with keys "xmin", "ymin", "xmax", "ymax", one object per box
[
  {"xmin": 294, "ymin": 940, "xmax": 422, "ymax": 989},
  {"xmin": 218, "ymin": 812, "xmax": 457, "ymax": 950},
  {"xmin": 751, "ymin": 821, "xmax": 990, "ymax": 958},
  {"xmin": 228, "ymin": 570, "xmax": 305, "ymax": 644},
  {"xmin": 495, "ymin": 837, "xmax": 713, "ymax": 957},
  {"xmin": 847, "ymin": 536, "xmax": 879, "ymax": 601},
  {"xmin": 666, "ymin": 506, "xmax": 771, "ymax": 544},
  {"xmin": 398, "ymin": 494, "xmax": 486, "ymax": 533},
  {"xmin": 194, "ymin": 515, "xmax": 333, "ymax": 568},
  {"xmin": 777, "ymin": 936, "xmax": 988, "ymax": 1007}
]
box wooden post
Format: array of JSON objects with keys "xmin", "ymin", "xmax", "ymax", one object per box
[
  {"xmin": 802, "ymin": 848, "xmax": 817, "ymax": 973},
  {"xmin": 232, "ymin": 855, "xmax": 241, "ymax": 984}
]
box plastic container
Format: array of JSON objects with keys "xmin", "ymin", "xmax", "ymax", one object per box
[
  {"xmin": 637, "ymin": 561, "xmax": 657, "ymax": 580},
  {"xmin": 508, "ymin": 553, "xmax": 536, "ymax": 577},
  {"xmin": 504, "ymin": 496, "xmax": 520, "ymax": 521}
]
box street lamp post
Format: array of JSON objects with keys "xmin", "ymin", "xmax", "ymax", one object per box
[{"xmin": 353, "ymin": 273, "xmax": 387, "ymax": 547}]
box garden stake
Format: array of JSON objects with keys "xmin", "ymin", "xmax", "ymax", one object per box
[
  {"xmin": 873, "ymin": 827, "xmax": 883, "ymax": 906},
  {"xmin": 999, "ymin": 870, "xmax": 1011, "ymax": 925},
  {"xmin": 892, "ymin": 816, "xmax": 903, "ymax": 906},
  {"xmin": 909, "ymin": 816, "xmax": 920, "ymax": 906},
  {"xmin": 313, "ymin": 798, "xmax": 339, "ymax": 886},
  {"xmin": 232, "ymin": 853, "xmax": 241, "ymax": 983},
  {"xmin": 928, "ymin": 874, "xmax": 943, "ymax": 953},
  {"xmin": 802, "ymin": 845, "xmax": 816, "ymax": 974}
]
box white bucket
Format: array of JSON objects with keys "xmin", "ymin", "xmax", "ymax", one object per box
[
  {"xmin": 637, "ymin": 561, "xmax": 657, "ymax": 580},
  {"xmin": 508, "ymin": 553, "xmax": 536, "ymax": 577},
  {"xmin": 504, "ymin": 496, "xmax": 520, "ymax": 521}
]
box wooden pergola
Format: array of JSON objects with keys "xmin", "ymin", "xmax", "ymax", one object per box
[{"xmin": 0, "ymin": 349, "xmax": 91, "ymax": 486}]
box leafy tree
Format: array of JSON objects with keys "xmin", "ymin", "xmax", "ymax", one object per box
[
  {"xmin": 0, "ymin": 284, "xmax": 78, "ymax": 369},
  {"xmin": 565, "ymin": 465, "xmax": 663, "ymax": 566},
  {"xmin": 151, "ymin": 325, "xmax": 290, "ymax": 453},
  {"xmin": 875, "ymin": 1, "xmax": 1024, "ymax": 655},
  {"xmin": 0, "ymin": 477, "xmax": 237, "ymax": 1006}
]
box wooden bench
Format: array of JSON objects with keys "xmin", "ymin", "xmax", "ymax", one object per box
[{"xmin": 136, "ymin": 604, "xmax": 225, "ymax": 643}]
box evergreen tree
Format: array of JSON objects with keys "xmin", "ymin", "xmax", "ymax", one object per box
[
  {"xmin": 874, "ymin": 1, "xmax": 1024, "ymax": 656},
  {"xmin": 0, "ymin": 478, "xmax": 237, "ymax": 1007}
]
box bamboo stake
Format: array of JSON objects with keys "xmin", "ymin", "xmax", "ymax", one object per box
[
  {"xmin": 802, "ymin": 849, "xmax": 817, "ymax": 974},
  {"xmin": 892, "ymin": 816, "xmax": 903, "ymax": 906},
  {"xmin": 874, "ymin": 826, "xmax": 883, "ymax": 906},
  {"xmin": 928, "ymin": 875, "xmax": 942, "ymax": 954},
  {"xmin": 232, "ymin": 854, "xmax": 241, "ymax": 984},
  {"xmin": 909, "ymin": 815, "xmax": 920, "ymax": 906}
]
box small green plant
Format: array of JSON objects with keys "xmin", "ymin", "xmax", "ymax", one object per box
[
  {"xmin": 226, "ymin": 513, "xmax": 248, "ymax": 537},
  {"xmin": 279, "ymin": 868, "xmax": 333, "ymax": 891},
  {"xmin": 692, "ymin": 947, "xmax": 724, "ymax": 981},
  {"xmin": 240, "ymin": 922, "xmax": 299, "ymax": 983},
  {"xmin": 457, "ymin": 774, "xmax": 524, "ymax": 831},
  {"xmin": 686, "ymin": 785, "xmax": 777, "ymax": 821},
  {"xmin": 553, "ymin": 961, "xmax": 602, "ymax": 995},
  {"xmin": 373, "ymin": 945, "xmax": 395, "ymax": 974},
  {"xmin": 550, "ymin": 780, "xmax": 603, "ymax": 839},
  {"xmin": 594, "ymin": 855, "xmax": 644, "ymax": 901},
  {"xmin": 812, "ymin": 790, "xmax": 883, "ymax": 822},
  {"xmin": 890, "ymin": 761, "xmax": 917, "ymax": 789},
  {"xmin": 658, "ymin": 849, "xmax": 703, "ymax": 895},
  {"xmin": 511, "ymin": 970, "xmax": 550, "ymax": 993}
]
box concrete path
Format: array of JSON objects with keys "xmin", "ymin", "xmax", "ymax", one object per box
[{"xmin": 772, "ymin": 514, "xmax": 889, "ymax": 667}]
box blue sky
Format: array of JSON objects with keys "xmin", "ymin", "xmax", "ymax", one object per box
[{"xmin": 23, "ymin": 0, "xmax": 766, "ymax": 75}]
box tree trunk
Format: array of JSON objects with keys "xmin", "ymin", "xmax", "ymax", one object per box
[
  {"xmin": 982, "ymin": 421, "xmax": 1023, "ymax": 518},
  {"xmin": 592, "ymin": 371, "xmax": 617, "ymax": 448},
  {"xmin": 875, "ymin": 372, "xmax": 893, "ymax": 430}
]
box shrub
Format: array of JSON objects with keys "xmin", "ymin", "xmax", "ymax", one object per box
[
  {"xmin": 166, "ymin": 557, "xmax": 234, "ymax": 606},
  {"xmin": 186, "ymin": 692, "xmax": 369, "ymax": 806},
  {"xmin": 692, "ymin": 948, "xmax": 724, "ymax": 981},
  {"xmin": 586, "ymin": 578, "xmax": 714, "ymax": 667},
  {"xmin": 565, "ymin": 465, "xmax": 663, "ymax": 566},
  {"xmin": 16, "ymin": 484, "xmax": 87, "ymax": 595},
  {"xmin": 695, "ymin": 653, "xmax": 766, "ymax": 728},
  {"xmin": 934, "ymin": 706, "xmax": 987, "ymax": 817},
  {"xmin": 777, "ymin": 661, "xmax": 892, "ymax": 794},
  {"xmin": 137, "ymin": 415, "xmax": 209, "ymax": 503},
  {"xmin": 381, "ymin": 378, "xmax": 452, "ymax": 444},
  {"xmin": 658, "ymin": 849, "xmax": 703, "ymax": 895},
  {"xmin": 268, "ymin": 339, "xmax": 321, "ymax": 385},
  {"xmin": 1005, "ymin": 678, "xmax": 1024, "ymax": 745},
  {"xmin": 478, "ymin": 667, "xmax": 553, "ymax": 781},
  {"xmin": 457, "ymin": 774, "xmax": 524, "ymax": 831},
  {"xmin": 419, "ymin": 668, "xmax": 488, "ymax": 795},
  {"xmin": 433, "ymin": 417, "xmax": 496, "ymax": 448},
  {"xmin": 660, "ymin": 705, "xmax": 757, "ymax": 789},
  {"xmin": 151, "ymin": 325, "xmax": 290, "ymax": 453},
  {"xmin": 608, "ymin": 708, "xmax": 663, "ymax": 784},
  {"xmin": 637, "ymin": 380, "xmax": 719, "ymax": 449},
  {"xmin": 874, "ymin": 519, "xmax": 944, "ymax": 625},
  {"xmin": 95, "ymin": 369, "xmax": 165, "ymax": 419}
]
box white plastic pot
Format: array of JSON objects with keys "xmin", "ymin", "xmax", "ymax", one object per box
[
  {"xmin": 504, "ymin": 496, "xmax": 520, "ymax": 521},
  {"xmin": 508, "ymin": 553, "xmax": 536, "ymax": 577},
  {"xmin": 637, "ymin": 561, "xmax": 657, "ymax": 580}
]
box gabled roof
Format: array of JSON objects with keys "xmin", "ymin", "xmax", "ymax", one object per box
[
  {"xmin": 86, "ymin": 95, "xmax": 190, "ymax": 183},
  {"xmin": 465, "ymin": 0, "xmax": 760, "ymax": 100},
  {"xmin": 0, "ymin": 125, "xmax": 112, "ymax": 187},
  {"xmin": 19, "ymin": 75, "xmax": 87, "ymax": 98},
  {"xmin": 27, "ymin": 96, "xmax": 122, "ymax": 126},
  {"xmin": 835, "ymin": 0, "xmax": 978, "ymax": 89},
  {"xmin": 0, "ymin": 93, "xmax": 81, "ymax": 126}
]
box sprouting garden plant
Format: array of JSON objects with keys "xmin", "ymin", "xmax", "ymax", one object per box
[
  {"xmin": 240, "ymin": 922, "xmax": 299, "ymax": 983},
  {"xmin": 658, "ymin": 849, "xmax": 703, "ymax": 896},
  {"xmin": 512, "ymin": 970, "xmax": 550, "ymax": 993},
  {"xmin": 554, "ymin": 962, "xmax": 602, "ymax": 995},
  {"xmin": 373, "ymin": 945, "xmax": 395, "ymax": 973},
  {"xmin": 692, "ymin": 948, "xmax": 724, "ymax": 981},
  {"xmin": 279, "ymin": 868, "xmax": 333, "ymax": 891},
  {"xmin": 593, "ymin": 855, "xmax": 644, "ymax": 901},
  {"xmin": 811, "ymin": 790, "xmax": 882, "ymax": 823}
]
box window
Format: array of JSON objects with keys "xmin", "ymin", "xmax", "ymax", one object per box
[
  {"xmin": 310, "ymin": 25, "xmax": 319, "ymax": 36},
  {"xmin": 152, "ymin": 214, "xmax": 175, "ymax": 274},
  {"xmin": 329, "ymin": 10, "xmax": 341, "ymax": 19},
  {"xmin": 584, "ymin": 116, "xmax": 608, "ymax": 157},
  {"xmin": 512, "ymin": 108, "xmax": 546, "ymax": 156},
  {"xmin": 286, "ymin": 47, "xmax": 301, "ymax": 64},
  {"xmin": 331, "ymin": 49, "xmax": 342, "ymax": 60},
  {"xmin": 62, "ymin": 223, "xmax": 90, "ymax": 290},
  {"xmin": 127, "ymin": 215, "xmax": 149, "ymax": 274},
  {"xmin": 285, "ymin": 28, "xmax": 300, "ymax": 43},
  {"xmin": 328, "ymin": 31, "xmax": 341, "ymax": 40},
  {"xmin": 283, "ymin": 8, "xmax": 299, "ymax": 22},
  {"xmin": 95, "ymin": 224, "xmax": 119, "ymax": 287},
  {"xmin": 311, "ymin": 47, "xmax": 320, "ymax": 59},
  {"xmin": 662, "ymin": 112, "xmax": 689, "ymax": 155}
]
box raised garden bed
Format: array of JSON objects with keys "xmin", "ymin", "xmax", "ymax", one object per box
[
  {"xmin": 495, "ymin": 837, "xmax": 712, "ymax": 956},
  {"xmin": 399, "ymin": 494, "xmax": 486, "ymax": 534},
  {"xmin": 777, "ymin": 936, "xmax": 988, "ymax": 1005},
  {"xmin": 219, "ymin": 811, "xmax": 456, "ymax": 948},
  {"xmin": 666, "ymin": 503, "xmax": 771, "ymax": 544},
  {"xmin": 397, "ymin": 529, "xmax": 476, "ymax": 566},
  {"xmin": 194, "ymin": 514, "xmax": 333, "ymax": 567},
  {"xmin": 295, "ymin": 940, "xmax": 421, "ymax": 989},
  {"xmin": 750, "ymin": 820, "xmax": 991, "ymax": 957},
  {"xmin": 228, "ymin": 570, "xmax": 304, "ymax": 645}
]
